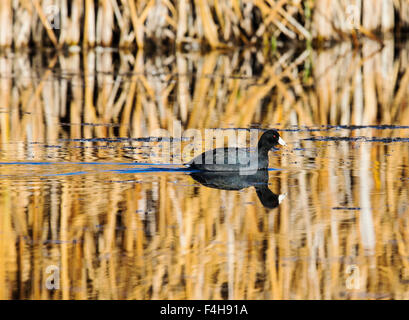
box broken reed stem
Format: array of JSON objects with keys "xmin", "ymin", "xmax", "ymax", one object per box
[{"xmin": 31, "ymin": 0, "xmax": 60, "ymax": 48}]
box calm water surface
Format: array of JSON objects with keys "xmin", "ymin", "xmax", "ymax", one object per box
[{"xmin": 0, "ymin": 40, "xmax": 408, "ymax": 299}]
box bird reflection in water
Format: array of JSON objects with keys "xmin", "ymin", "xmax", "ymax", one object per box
[{"xmin": 190, "ymin": 169, "xmax": 286, "ymax": 209}]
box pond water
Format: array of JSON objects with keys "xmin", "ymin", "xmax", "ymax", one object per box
[{"xmin": 0, "ymin": 39, "xmax": 408, "ymax": 299}]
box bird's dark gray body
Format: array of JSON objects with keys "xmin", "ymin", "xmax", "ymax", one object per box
[
  {"xmin": 188, "ymin": 147, "xmax": 268, "ymax": 172},
  {"xmin": 186, "ymin": 129, "xmax": 285, "ymax": 172}
]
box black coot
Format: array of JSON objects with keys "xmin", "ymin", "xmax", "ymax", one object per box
[{"xmin": 187, "ymin": 129, "xmax": 286, "ymax": 172}]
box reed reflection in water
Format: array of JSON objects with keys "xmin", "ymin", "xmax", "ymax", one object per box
[{"xmin": 0, "ymin": 39, "xmax": 408, "ymax": 299}]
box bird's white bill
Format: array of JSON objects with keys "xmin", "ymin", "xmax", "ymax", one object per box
[
  {"xmin": 278, "ymin": 137, "xmax": 287, "ymax": 146},
  {"xmin": 278, "ymin": 193, "xmax": 287, "ymax": 204}
]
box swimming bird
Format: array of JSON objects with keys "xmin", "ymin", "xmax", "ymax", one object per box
[
  {"xmin": 187, "ymin": 129, "xmax": 286, "ymax": 172},
  {"xmin": 190, "ymin": 169, "xmax": 286, "ymax": 209}
]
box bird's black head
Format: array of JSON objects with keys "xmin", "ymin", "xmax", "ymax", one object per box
[{"xmin": 258, "ymin": 130, "xmax": 286, "ymax": 150}]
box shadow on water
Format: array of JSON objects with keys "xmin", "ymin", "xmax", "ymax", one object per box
[{"xmin": 190, "ymin": 169, "xmax": 285, "ymax": 209}]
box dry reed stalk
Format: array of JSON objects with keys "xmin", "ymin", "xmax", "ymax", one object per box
[
  {"xmin": 399, "ymin": 0, "xmax": 409, "ymax": 27},
  {"xmin": 97, "ymin": 0, "xmax": 113, "ymax": 46},
  {"xmin": 84, "ymin": 0, "xmax": 96, "ymax": 46},
  {"xmin": 382, "ymin": 0, "xmax": 395, "ymax": 32},
  {"xmin": 13, "ymin": 0, "xmax": 32, "ymax": 47},
  {"xmin": 0, "ymin": 0, "xmax": 12, "ymax": 47},
  {"xmin": 195, "ymin": 0, "xmax": 221, "ymax": 47},
  {"xmin": 31, "ymin": 0, "xmax": 59, "ymax": 47},
  {"xmin": 68, "ymin": 0, "xmax": 82, "ymax": 45},
  {"xmin": 127, "ymin": 0, "xmax": 153, "ymax": 48}
]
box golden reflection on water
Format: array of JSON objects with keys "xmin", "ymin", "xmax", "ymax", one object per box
[{"xmin": 0, "ymin": 40, "xmax": 409, "ymax": 299}]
